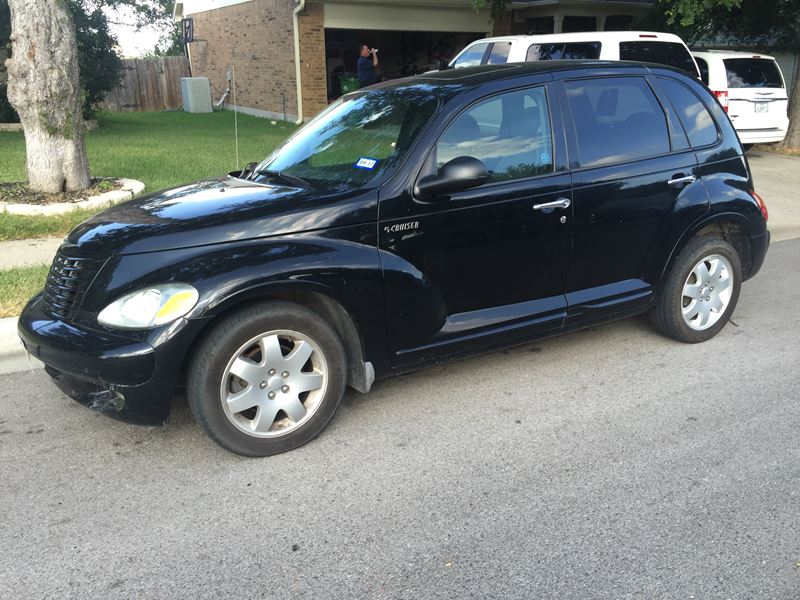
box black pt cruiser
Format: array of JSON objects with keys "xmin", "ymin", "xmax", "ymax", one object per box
[{"xmin": 19, "ymin": 61, "xmax": 770, "ymax": 456}]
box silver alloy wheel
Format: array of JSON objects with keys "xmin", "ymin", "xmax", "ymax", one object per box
[
  {"xmin": 681, "ymin": 253, "xmax": 733, "ymax": 331},
  {"xmin": 219, "ymin": 330, "xmax": 328, "ymax": 438}
]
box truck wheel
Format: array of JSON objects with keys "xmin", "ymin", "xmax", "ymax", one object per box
[
  {"xmin": 187, "ymin": 302, "xmax": 347, "ymax": 456},
  {"xmin": 650, "ymin": 236, "xmax": 742, "ymax": 343}
]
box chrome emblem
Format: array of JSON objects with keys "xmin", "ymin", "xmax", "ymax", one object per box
[{"xmin": 384, "ymin": 221, "xmax": 419, "ymax": 234}]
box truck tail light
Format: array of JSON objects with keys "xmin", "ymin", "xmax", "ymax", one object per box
[
  {"xmin": 752, "ymin": 191, "xmax": 768, "ymax": 222},
  {"xmin": 713, "ymin": 90, "xmax": 729, "ymax": 112}
]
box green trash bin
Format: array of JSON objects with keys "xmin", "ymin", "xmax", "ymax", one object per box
[{"xmin": 339, "ymin": 74, "xmax": 360, "ymax": 94}]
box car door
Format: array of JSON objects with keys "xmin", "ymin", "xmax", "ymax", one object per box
[
  {"xmin": 379, "ymin": 83, "xmax": 573, "ymax": 367},
  {"xmin": 556, "ymin": 72, "xmax": 709, "ymax": 326}
]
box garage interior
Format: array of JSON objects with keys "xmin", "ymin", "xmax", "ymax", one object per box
[{"xmin": 325, "ymin": 28, "xmax": 485, "ymax": 99}]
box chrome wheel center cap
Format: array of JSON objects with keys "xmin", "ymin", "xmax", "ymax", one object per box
[{"xmin": 266, "ymin": 375, "xmax": 284, "ymax": 393}]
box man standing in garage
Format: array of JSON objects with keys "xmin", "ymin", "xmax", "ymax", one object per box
[{"xmin": 357, "ymin": 44, "xmax": 379, "ymax": 87}]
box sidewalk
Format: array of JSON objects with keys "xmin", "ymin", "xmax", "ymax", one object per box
[
  {"xmin": 0, "ymin": 316, "xmax": 41, "ymax": 375},
  {"xmin": 0, "ymin": 237, "xmax": 62, "ymax": 269}
]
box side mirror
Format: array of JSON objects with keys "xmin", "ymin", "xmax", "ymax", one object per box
[{"xmin": 415, "ymin": 156, "xmax": 489, "ymax": 199}]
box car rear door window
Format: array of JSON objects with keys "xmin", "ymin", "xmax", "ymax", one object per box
[
  {"xmin": 527, "ymin": 42, "xmax": 601, "ymax": 61},
  {"xmin": 436, "ymin": 87, "xmax": 554, "ymax": 183},
  {"xmin": 564, "ymin": 77, "xmax": 670, "ymax": 167},
  {"xmin": 659, "ymin": 77, "xmax": 718, "ymax": 147},
  {"xmin": 619, "ymin": 41, "xmax": 698, "ymax": 76},
  {"xmin": 487, "ymin": 42, "xmax": 512, "ymax": 64},
  {"xmin": 724, "ymin": 59, "xmax": 784, "ymax": 88},
  {"xmin": 453, "ymin": 43, "xmax": 490, "ymax": 68}
]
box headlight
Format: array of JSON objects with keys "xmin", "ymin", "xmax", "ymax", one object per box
[{"xmin": 97, "ymin": 284, "xmax": 199, "ymax": 329}]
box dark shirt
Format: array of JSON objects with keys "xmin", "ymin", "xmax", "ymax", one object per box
[{"xmin": 357, "ymin": 55, "xmax": 376, "ymax": 86}]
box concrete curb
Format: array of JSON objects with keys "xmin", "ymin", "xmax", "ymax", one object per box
[
  {"xmin": 0, "ymin": 317, "xmax": 42, "ymax": 376},
  {"xmin": 0, "ymin": 178, "xmax": 145, "ymax": 216}
]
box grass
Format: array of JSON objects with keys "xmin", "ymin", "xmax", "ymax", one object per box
[
  {"xmin": 0, "ymin": 110, "xmax": 297, "ymax": 240},
  {"xmin": 0, "ymin": 110, "xmax": 297, "ymax": 316},
  {"xmin": 0, "ymin": 264, "xmax": 49, "ymax": 318}
]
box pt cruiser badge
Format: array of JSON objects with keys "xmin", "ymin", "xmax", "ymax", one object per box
[{"xmin": 384, "ymin": 221, "xmax": 419, "ymax": 234}]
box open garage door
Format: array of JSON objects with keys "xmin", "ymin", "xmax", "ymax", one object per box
[
  {"xmin": 323, "ymin": 2, "xmax": 491, "ymax": 100},
  {"xmin": 325, "ymin": 29, "xmax": 486, "ymax": 98}
]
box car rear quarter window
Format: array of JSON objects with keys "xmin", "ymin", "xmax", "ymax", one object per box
[
  {"xmin": 564, "ymin": 77, "xmax": 670, "ymax": 167},
  {"xmin": 659, "ymin": 77, "xmax": 718, "ymax": 147},
  {"xmin": 487, "ymin": 42, "xmax": 512, "ymax": 64},
  {"xmin": 436, "ymin": 86, "xmax": 554, "ymax": 183},
  {"xmin": 527, "ymin": 42, "xmax": 601, "ymax": 61},
  {"xmin": 453, "ymin": 43, "xmax": 490, "ymax": 68},
  {"xmin": 619, "ymin": 41, "xmax": 698, "ymax": 76},
  {"xmin": 724, "ymin": 58, "xmax": 784, "ymax": 88}
]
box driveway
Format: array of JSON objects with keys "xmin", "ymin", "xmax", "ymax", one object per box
[
  {"xmin": 747, "ymin": 149, "xmax": 800, "ymax": 241},
  {"xmin": 1, "ymin": 239, "xmax": 799, "ymax": 599}
]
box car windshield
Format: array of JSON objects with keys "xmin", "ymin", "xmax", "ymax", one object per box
[{"xmin": 255, "ymin": 87, "xmax": 439, "ymax": 193}]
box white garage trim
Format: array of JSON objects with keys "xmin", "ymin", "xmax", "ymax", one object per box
[
  {"xmin": 176, "ymin": 0, "xmax": 253, "ymax": 18},
  {"xmin": 324, "ymin": 2, "xmax": 493, "ymax": 33}
]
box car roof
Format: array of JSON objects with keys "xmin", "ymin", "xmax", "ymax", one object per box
[
  {"xmin": 362, "ymin": 60, "xmax": 693, "ymax": 101},
  {"xmin": 468, "ymin": 31, "xmax": 689, "ymax": 45},
  {"xmin": 691, "ymin": 49, "xmax": 777, "ymax": 61}
]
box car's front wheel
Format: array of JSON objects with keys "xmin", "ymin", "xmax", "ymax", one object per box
[
  {"xmin": 650, "ymin": 235, "xmax": 742, "ymax": 343},
  {"xmin": 187, "ymin": 302, "xmax": 347, "ymax": 456}
]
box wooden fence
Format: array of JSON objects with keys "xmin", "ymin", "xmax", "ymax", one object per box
[{"xmin": 101, "ymin": 56, "xmax": 191, "ymax": 112}]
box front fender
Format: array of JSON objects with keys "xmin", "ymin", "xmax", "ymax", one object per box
[{"xmin": 83, "ymin": 225, "xmax": 388, "ymax": 375}]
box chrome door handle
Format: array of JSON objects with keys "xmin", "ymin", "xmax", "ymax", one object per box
[
  {"xmin": 668, "ymin": 175, "xmax": 697, "ymax": 187},
  {"xmin": 533, "ymin": 197, "xmax": 571, "ymax": 211}
]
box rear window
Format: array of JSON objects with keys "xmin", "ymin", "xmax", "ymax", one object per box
[
  {"xmin": 724, "ymin": 59, "xmax": 784, "ymax": 88},
  {"xmin": 526, "ymin": 42, "xmax": 601, "ymax": 61},
  {"xmin": 619, "ymin": 41, "xmax": 698, "ymax": 76}
]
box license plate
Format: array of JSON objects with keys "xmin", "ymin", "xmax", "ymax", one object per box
[{"xmin": 755, "ymin": 102, "xmax": 769, "ymax": 113}]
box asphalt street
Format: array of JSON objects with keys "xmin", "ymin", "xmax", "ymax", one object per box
[{"xmin": 1, "ymin": 239, "xmax": 799, "ymax": 599}]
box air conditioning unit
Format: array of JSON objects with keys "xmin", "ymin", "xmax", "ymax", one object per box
[{"xmin": 181, "ymin": 77, "xmax": 213, "ymax": 113}]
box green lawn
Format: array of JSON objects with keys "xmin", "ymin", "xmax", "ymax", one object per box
[
  {"xmin": 0, "ymin": 111, "xmax": 296, "ymax": 316},
  {"xmin": 0, "ymin": 264, "xmax": 50, "ymax": 318},
  {"xmin": 0, "ymin": 110, "xmax": 297, "ymax": 241}
]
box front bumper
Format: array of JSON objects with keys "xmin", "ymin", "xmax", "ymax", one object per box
[{"xmin": 18, "ymin": 295, "xmax": 203, "ymax": 426}]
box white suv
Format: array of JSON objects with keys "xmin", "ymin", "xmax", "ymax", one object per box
[
  {"xmin": 692, "ymin": 50, "xmax": 789, "ymax": 145},
  {"xmin": 449, "ymin": 31, "xmax": 700, "ymax": 78}
]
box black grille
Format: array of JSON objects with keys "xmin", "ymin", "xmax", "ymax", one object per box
[{"xmin": 42, "ymin": 252, "xmax": 103, "ymax": 320}]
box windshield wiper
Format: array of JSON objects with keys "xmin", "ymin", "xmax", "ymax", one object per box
[{"xmin": 254, "ymin": 169, "xmax": 313, "ymax": 189}]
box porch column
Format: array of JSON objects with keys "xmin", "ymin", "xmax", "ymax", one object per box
[{"xmin": 596, "ymin": 15, "xmax": 606, "ymax": 31}]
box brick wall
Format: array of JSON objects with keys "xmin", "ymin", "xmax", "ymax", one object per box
[
  {"xmin": 297, "ymin": 1, "xmax": 327, "ymax": 119},
  {"xmin": 189, "ymin": 0, "xmax": 298, "ymax": 120}
]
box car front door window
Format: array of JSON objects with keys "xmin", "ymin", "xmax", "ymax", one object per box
[{"xmin": 435, "ymin": 87, "xmax": 554, "ymax": 183}]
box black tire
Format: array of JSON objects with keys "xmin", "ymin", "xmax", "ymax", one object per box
[
  {"xmin": 187, "ymin": 302, "xmax": 347, "ymax": 457},
  {"xmin": 650, "ymin": 235, "xmax": 742, "ymax": 343}
]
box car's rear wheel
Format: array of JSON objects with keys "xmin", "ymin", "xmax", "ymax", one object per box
[
  {"xmin": 650, "ymin": 235, "xmax": 742, "ymax": 343},
  {"xmin": 187, "ymin": 302, "xmax": 347, "ymax": 456}
]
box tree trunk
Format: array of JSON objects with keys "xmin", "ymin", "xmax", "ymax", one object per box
[
  {"xmin": 780, "ymin": 55, "xmax": 800, "ymax": 150},
  {"xmin": 4, "ymin": 0, "xmax": 90, "ymax": 193}
]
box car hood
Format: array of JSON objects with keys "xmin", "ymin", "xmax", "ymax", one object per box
[{"xmin": 63, "ymin": 176, "xmax": 376, "ymax": 256}]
